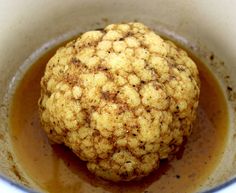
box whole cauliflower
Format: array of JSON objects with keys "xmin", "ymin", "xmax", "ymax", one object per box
[{"xmin": 39, "ymin": 22, "xmax": 200, "ymax": 181}]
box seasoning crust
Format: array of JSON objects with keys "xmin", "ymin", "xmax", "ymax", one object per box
[{"xmin": 39, "ymin": 23, "xmax": 200, "ymax": 181}]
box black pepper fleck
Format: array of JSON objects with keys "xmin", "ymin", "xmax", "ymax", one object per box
[
  {"xmin": 176, "ymin": 175, "xmax": 181, "ymax": 179},
  {"xmin": 210, "ymin": 54, "xmax": 214, "ymax": 60},
  {"xmin": 227, "ymin": 86, "xmax": 233, "ymax": 91}
]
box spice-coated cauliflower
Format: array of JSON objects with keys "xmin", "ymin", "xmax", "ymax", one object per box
[{"xmin": 39, "ymin": 22, "xmax": 200, "ymax": 181}]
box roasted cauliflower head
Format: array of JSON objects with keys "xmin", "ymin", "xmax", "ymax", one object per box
[{"xmin": 39, "ymin": 22, "xmax": 200, "ymax": 181}]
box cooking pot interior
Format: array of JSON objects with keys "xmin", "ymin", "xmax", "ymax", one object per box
[{"xmin": 1, "ymin": 0, "xmax": 236, "ymax": 192}]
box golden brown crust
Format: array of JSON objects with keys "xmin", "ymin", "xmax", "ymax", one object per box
[{"xmin": 39, "ymin": 22, "xmax": 200, "ymax": 181}]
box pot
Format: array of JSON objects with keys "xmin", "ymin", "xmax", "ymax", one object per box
[{"xmin": 1, "ymin": 0, "xmax": 236, "ymax": 192}]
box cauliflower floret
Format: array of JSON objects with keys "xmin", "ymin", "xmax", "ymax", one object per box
[{"xmin": 39, "ymin": 22, "xmax": 200, "ymax": 181}]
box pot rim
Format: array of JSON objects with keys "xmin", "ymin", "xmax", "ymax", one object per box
[
  {"xmin": 0, "ymin": 175, "xmax": 36, "ymax": 193},
  {"xmin": 0, "ymin": 174, "xmax": 235, "ymax": 193}
]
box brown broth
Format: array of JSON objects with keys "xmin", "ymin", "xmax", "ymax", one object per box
[{"xmin": 9, "ymin": 42, "xmax": 228, "ymax": 193}]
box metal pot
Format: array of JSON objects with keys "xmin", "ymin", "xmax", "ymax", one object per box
[{"xmin": 1, "ymin": 0, "xmax": 236, "ymax": 192}]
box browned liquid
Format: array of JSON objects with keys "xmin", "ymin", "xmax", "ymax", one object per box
[{"xmin": 9, "ymin": 42, "xmax": 228, "ymax": 193}]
